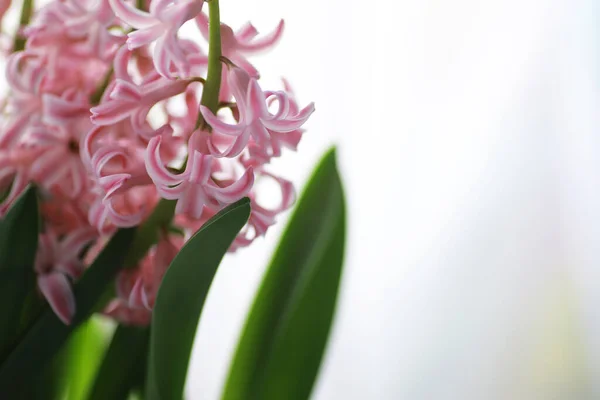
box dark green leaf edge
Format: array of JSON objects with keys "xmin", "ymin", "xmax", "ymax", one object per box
[
  {"xmin": 221, "ymin": 147, "xmax": 346, "ymax": 400},
  {"xmin": 146, "ymin": 197, "xmax": 251, "ymax": 400}
]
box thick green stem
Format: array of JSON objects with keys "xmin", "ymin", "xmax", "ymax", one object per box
[
  {"xmin": 196, "ymin": 0, "xmax": 223, "ymax": 130},
  {"xmin": 13, "ymin": 0, "xmax": 34, "ymax": 52}
]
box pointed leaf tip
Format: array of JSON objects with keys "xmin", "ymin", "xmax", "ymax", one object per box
[
  {"xmin": 222, "ymin": 147, "xmax": 346, "ymax": 400},
  {"xmin": 146, "ymin": 198, "xmax": 250, "ymax": 400}
]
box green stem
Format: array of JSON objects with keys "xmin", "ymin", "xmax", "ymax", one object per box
[
  {"xmin": 123, "ymin": 0, "xmax": 223, "ymax": 269},
  {"xmin": 196, "ymin": 0, "xmax": 222, "ymax": 130},
  {"xmin": 90, "ymin": 67, "xmax": 114, "ymax": 105},
  {"xmin": 13, "ymin": 0, "xmax": 34, "ymax": 52}
]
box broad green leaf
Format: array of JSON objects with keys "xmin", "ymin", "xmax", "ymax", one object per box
[
  {"xmin": 146, "ymin": 198, "xmax": 251, "ymax": 400},
  {"xmin": 0, "ymin": 186, "xmax": 39, "ymax": 357},
  {"xmin": 88, "ymin": 324, "xmax": 149, "ymax": 400},
  {"xmin": 222, "ymin": 147, "xmax": 346, "ymax": 400},
  {"xmin": 63, "ymin": 317, "xmax": 114, "ymax": 400},
  {"xmin": 0, "ymin": 228, "xmax": 135, "ymax": 396}
]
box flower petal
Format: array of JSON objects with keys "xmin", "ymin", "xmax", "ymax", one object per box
[
  {"xmin": 145, "ymin": 135, "xmax": 183, "ymax": 187},
  {"xmin": 208, "ymin": 166, "xmax": 254, "ymax": 204},
  {"xmin": 200, "ymin": 106, "xmax": 244, "ymax": 136},
  {"xmin": 260, "ymin": 102, "xmax": 315, "ymax": 132},
  {"xmin": 109, "ymin": 0, "xmax": 158, "ymax": 29},
  {"xmin": 38, "ymin": 272, "xmax": 76, "ymax": 325}
]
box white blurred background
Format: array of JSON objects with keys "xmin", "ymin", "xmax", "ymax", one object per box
[{"xmin": 186, "ymin": 0, "xmax": 600, "ymax": 399}]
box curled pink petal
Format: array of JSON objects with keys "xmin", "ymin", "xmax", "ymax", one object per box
[
  {"xmin": 38, "ymin": 272, "xmax": 76, "ymax": 325},
  {"xmin": 128, "ymin": 277, "xmax": 146, "ymax": 309},
  {"xmin": 237, "ymin": 20, "xmax": 285, "ymax": 52},
  {"xmin": 42, "ymin": 94, "xmax": 89, "ymax": 126},
  {"xmin": 144, "ymin": 135, "xmax": 183, "ymax": 186},
  {"xmin": 208, "ymin": 167, "xmax": 254, "ymax": 204},
  {"xmin": 109, "ymin": 0, "xmax": 158, "ymax": 29},
  {"xmin": 202, "ymin": 67, "xmax": 314, "ymax": 159},
  {"xmin": 261, "ymin": 102, "xmax": 315, "ymax": 132},
  {"xmin": 200, "ymin": 106, "xmax": 244, "ymax": 136},
  {"xmin": 110, "ymin": 0, "xmax": 204, "ymax": 78}
]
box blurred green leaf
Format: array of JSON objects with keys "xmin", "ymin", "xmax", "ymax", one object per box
[
  {"xmin": 18, "ymin": 339, "xmax": 70, "ymax": 400},
  {"xmin": 0, "ymin": 186, "xmax": 39, "ymax": 357},
  {"xmin": 146, "ymin": 198, "xmax": 251, "ymax": 400},
  {"xmin": 222, "ymin": 147, "xmax": 346, "ymax": 400},
  {"xmin": 88, "ymin": 324, "xmax": 149, "ymax": 400},
  {"xmin": 63, "ymin": 317, "xmax": 114, "ymax": 400},
  {"xmin": 0, "ymin": 228, "xmax": 135, "ymax": 396}
]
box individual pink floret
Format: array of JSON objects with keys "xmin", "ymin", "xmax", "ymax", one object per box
[
  {"xmin": 145, "ymin": 129, "xmax": 254, "ymax": 218},
  {"xmin": 200, "ymin": 66, "xmax": 314, "ymax": 158},
  {"xmin": 35, "ymin": 228, "xmax": 97, "ymax": 324},
  {"xmin": 109, "ymin": 0, "xmax": 204, "ymax": 78},
  {"xmin": 196, "ymin": 13, "xmax": 284, "ymax": 78},
  {"xmin": 90, "ymin": 75, "xmax": 195, "ymax": 138},
  {"xmin": 0, "ymin": 52, "xmax": 46, "ymax": 147}
]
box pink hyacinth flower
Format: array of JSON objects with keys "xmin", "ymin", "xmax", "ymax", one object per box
[
  {"xmin": 145, "ymin": 130, "xmax": 254, "ymax": 218},
  {"xmin": 0, "ymin": 52, "xmax": 46, "ymax": 148},
  {"xmin": 109, "ymin": 0, "xmax": 204, "ymax": 78},
  {"xmin": 90, "ymin": 75, "xmax": 193, "ymax": 137},
  {"xmin": 41, "ymin": 197, "xmax": 90, "ymax": 236},
  {"xmin": 104, "ymin": 233, "xmax": 179, "ymax": 325},
  {"xmin": 199, "ymin": 66, "xmax": 314, "ymax": 158},
  {"xmin": 128, "ymin": 234, "xmax": 180, "ymax": 310},
  {"xmin": 231, "ymin": 171, "xmax": 295, "ymax": 250},
  {"xmin": 35, "ymin": 228, "xmax": 97, "ymax": 324},
  {"xmin": 27, "ymin": 123, "xmax": 89, "ymax": 198},
  {"xmin": 104, "ymin": 299, "xmax": 151, "ymax": 325},
  {"xmin": 196, "ymin": 13, "xmax": 284, "ymax": 78},
  {"xmin": 25, "ymin": 0, "xmax": 122, "ymax": 61},
  {"xmin": 242, "ymin": 79, "xmax": 305, "ymax": 167},
  {"xmin": 84, "ymin": 128, "xmax": 157, "ymax": 230}
]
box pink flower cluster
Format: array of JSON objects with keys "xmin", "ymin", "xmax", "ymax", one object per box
[{"xmin": 0, "ymin": 0, "xmax": 313, "ymax": 325}]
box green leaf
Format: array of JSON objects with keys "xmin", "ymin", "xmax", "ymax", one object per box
[
  {"xmin": 88, "ymin": 324, "xmax": 150, "ymax": 400},
  {"xmin": 124, "ymin": 199, "xmax": 176, "ymax": 268},
  {"xmin": 146, "ymin": 198, "xmax": 251, "ymax": 400},
  {"xmin": 18, "ymin": 339, "xmax": 70, "ymax": 400},
  {"xmin": 0, "ymin": 186, "xmax": 39, "ymax": 357},
  {"xmin": 63, "ymin": 317, "xmax": 114, "ymax": 400},
  {"xmin": 222, "ymin": 147, "xmax": 346, "ymax": 400},
  {"xmin": 0, "ymin": 228, "xmax": 136, "ymax": 396}
]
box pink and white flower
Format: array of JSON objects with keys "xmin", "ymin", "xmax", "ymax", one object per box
[
  {"xmin": 35, "ymin": 228, "xmax": 97, "ymax": 324},
  {"xmin": 109, "ymin": 0, "xmax": 204, "ymax": 78},
  {"xmin": 145, "ymin": 129, "xmax": 254, "ymax": 218},
  {"xmin": 200, "ymin": 66, "xmax": 314, "ymax": 158},
  {"xmin": 196, "ymin": 13, "xmax": 284, "ymax": 78},
  {"xmin": 90, "ymin": 75, "xmax": 196, "ymax": 137}
]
